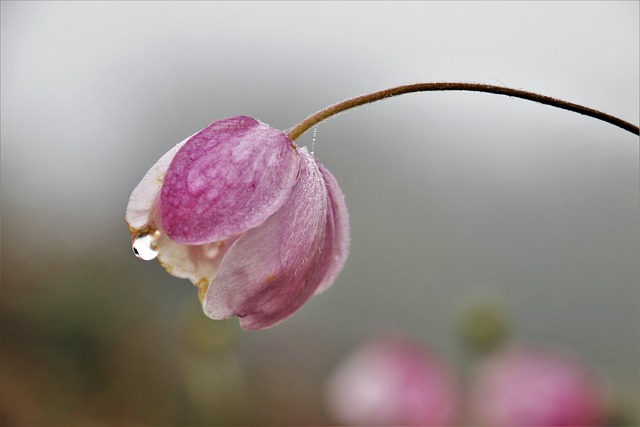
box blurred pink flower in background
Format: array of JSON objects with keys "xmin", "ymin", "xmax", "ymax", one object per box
[
  {"xmin": 470, "ymin": 344, "xmax": 608, "ymax": 426},
  {"xmin": 324, "ymin": 332, "xmax": 460, "ymax": 426}
]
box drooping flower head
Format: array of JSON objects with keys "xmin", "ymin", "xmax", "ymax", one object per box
[{"xmin": 126, "ymin": 116, "xmax": 349, "ymax": 330}]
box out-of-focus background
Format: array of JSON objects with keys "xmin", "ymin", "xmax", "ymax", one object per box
[{"xmin": 2, "ymin": 1, "xmax": 638, "ymax": 425}]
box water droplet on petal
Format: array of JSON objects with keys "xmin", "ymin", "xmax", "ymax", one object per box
[{"xmin": 132, "ymin": 233, "xmax": 158, "ymax": 261}]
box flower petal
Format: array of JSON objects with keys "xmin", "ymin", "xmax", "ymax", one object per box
[
  {"xmin": 203, "ymin": 148, "xmax": 327, "ymax": 330},
  {"xmin": 160, "ymin": 116, "xmax": 299, "ymax": 244},
  {"xmin": 125, "ymin": 133, "xmax": 235, "ymax": 288},
  {"xmin": 125, "ymin": 136, "xmax": 190, "ymax": 232},
  {"xmin": 314, "ymin": 163, "xmax": 350, "ymax": 295},
  {"xmin": 155, "ymin": 233, "xmax": 235, "ymax": 293}
]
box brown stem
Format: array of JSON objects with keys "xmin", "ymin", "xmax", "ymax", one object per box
[{"xmin": 286, "ymin": 82, "xmax": 639, "ymax": 141}]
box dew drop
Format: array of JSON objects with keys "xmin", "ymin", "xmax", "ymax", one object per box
[{"xmin": 132, "ymin": 233, "xmax": 158, "ymax": 261}]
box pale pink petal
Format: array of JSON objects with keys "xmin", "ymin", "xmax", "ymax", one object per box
[
  {"xmin": 155, "ymin": 233, "xmax": 234, "ymax": 289},
  {"xmin": 314, "ymin": 163, "xmax": 350, "ymax": 295},
  {"xmin": 160, "ymin": 116, "xmax": 299, "ymax": 244},
  {"xmin": 130, "ymin": 196, "xmax": 236, "ymax": 288},
  {"xmin": 203, "ymin": 147, "xmax": 327, "ymax": 330},
  {"xmin": 125, "ymin": 136, "xmax": 190, "ymax": 231}
]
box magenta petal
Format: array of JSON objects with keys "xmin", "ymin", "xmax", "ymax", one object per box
[
  {"xmin": 314, "ymin": 163, "xmax": 350, "ymax": 295},
  {"xmin": 203, "ymin": 148, "xmax": 327, "ymax": 330},
  {"xmin": 160, "ymin": 116, "xmax": 299, "ymax": 244}
]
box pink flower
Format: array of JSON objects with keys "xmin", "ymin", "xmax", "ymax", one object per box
[
  {"xmin": 470, "ymin": 345, "xmax": 608, "ymax": 426},
  {"xmin": 126, "ymin": 116, "xmax": 349, "ymax": 330},
  {"xmin": 324, "ymin": 333, "xmax": 460, "ymax": 426}
]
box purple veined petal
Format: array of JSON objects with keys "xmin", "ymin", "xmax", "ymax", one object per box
[
  {"xmin": 126, "ymin": 132, "xmax": 234, "ymax": 288},
  {"xmin": 125, "ymin": 135, "xmax": 191, "ymax": 231},
  {"xmin": 314, "ymin": 163, "xmax": 350, "ymax": 295},
  {"xmin": 203, "ymin": 147, "xmax": 328, "ymax": 330},
  {"xmin": 160, "ymin": 116, "xmax": 300, "ymax": 245}
]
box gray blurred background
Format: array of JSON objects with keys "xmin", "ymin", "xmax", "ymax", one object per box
[{"xmin": 1, "ymin": 1, "xmax": 638, "ymax": 425}]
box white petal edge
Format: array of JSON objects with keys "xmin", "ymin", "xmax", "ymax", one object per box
[{"xmin": 125, "ymin": 135, "xmax": 192, "ymax": 231}]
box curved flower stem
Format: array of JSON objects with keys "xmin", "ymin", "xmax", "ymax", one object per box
[{"xmin": 286, "ymin": 82, "xmax": 639, "ymax": 141}]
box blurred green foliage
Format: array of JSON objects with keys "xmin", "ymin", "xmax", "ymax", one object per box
[{"xmin": 1, "ymin": 241, "xmax": 327, "ymax": 425}]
